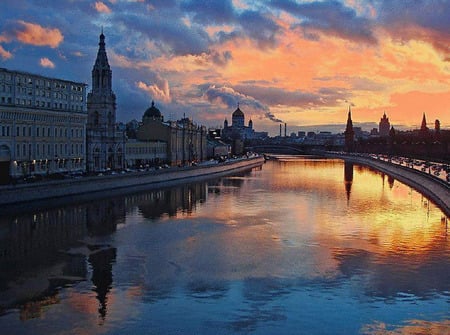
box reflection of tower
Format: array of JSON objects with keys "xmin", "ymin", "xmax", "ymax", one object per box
[
  {"xmin": 387, "ymin": 175, "xmax": 394, "ymax": 189},
  {"xmin": 88, "ymin": 247, "xmax": 116, "ymax": 322},
  {"xmin": 344, "ymin": 106, "xmax": 354, "ymax": 152},
  {"xmin": 344, "ymin": 161, "xmax": 353, "ymax": 202},
  {"xmin": 87, "ymin": 199, "xmax": 124, "ymax": 236}
]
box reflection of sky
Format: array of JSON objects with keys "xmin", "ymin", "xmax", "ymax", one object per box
[{"xmin": 1, "ymin": 158, "xmax": 448, "ymax": 334}]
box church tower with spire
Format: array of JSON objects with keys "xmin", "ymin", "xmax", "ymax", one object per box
[
  {"xmin": 344, "ymin": 106, "xmax": 355, "ymax": 152},
  {"xmin": 86, "ymin": 31, "xmax": 124, "ymax": 172}
]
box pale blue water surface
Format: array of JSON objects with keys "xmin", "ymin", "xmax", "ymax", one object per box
[{"xmin": 0, "ymin": 157, "xmax": 448, "ymax": 334}]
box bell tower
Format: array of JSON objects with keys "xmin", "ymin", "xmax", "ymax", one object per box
[
  {"xmin": 86, "ymin": 31, "xmax": 124, "ymax": 172},
  {"xmin": 87, "ymin": 31, "xmax": 116, "ymax": 131}
]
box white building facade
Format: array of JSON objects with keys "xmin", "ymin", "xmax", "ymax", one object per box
[{"xmin": 0, "ymin": 67, "xmax": 87, "ymax": 184}]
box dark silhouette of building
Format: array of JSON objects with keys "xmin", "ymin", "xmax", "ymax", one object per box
[
  {"xmin": 344, "ymin": 106, "xmax": 355, "ymax": 152},
  {"xmin": 379, "ymin": 112, "xmax": 391, "ymax": 137}
]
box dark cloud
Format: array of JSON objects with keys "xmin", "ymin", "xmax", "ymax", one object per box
[
  {"xmin": 270, "ymin": 0, "xmax": 376, "ymax": 44},
  {"xmin": 116, "ymin": 13, "xmax": 211, "ymax": 55},
  {"xmin": 376, "ymin": 0, "xmax": 450, "ymax": 59},
  {"xmin": 210, "ymin": 50, "xmax": 233, "ymax": 66},
  {"xmin": 238, "ymin": 11, "xmax": 282, "ymax": 48},
  {"xmin": 181, "ymin": 0, "xmax": 235, "ymax": 24},
  {"xmin": 234, "ymin": 85, "xmax": 349, "ymax": 108},
  {"xmin": 201, "ymin": 84, "xmax": 288, "ymax": 123},
  {"xmin": 376, "ymin": 0, "xmax": 450, "ymax": 32}
]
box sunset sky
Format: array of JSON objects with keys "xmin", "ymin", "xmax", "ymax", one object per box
[{"xmin": 1, "ymin": 0, "xmax": 449, "ymax": 135}]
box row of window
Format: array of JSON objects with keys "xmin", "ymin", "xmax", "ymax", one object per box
[
  {"xmin": 15, "ymin": 142, "xmax": 84, "ymax": 159},
  {"xmin": 4, "ymin": 76, "xmax": 84, "ymax": 91},
  {"xmin": 0, "ymin": 97, "xmax": 84, "ymax": 111},
  {"xmin": 0, "ymin": 111, "xmax": 86, "ymax": 123},
  {"xmin": 126, "ymin": 145, "xmax": 166, "ymax": 155},
  {"xmin": 1, "ymin": 84, "xmax": 84, "ymax": 100},
  {"xmin": 1, "ymin": 125, "xmax": 84, "ymax": 138}
]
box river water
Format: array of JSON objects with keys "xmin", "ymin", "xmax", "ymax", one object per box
[{"xmin": 0, "ymin": 156, "xmax": 448, "ymax": 335}]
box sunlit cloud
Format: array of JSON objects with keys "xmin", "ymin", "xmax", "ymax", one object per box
[
  {"xmin": 39, "ymin": 57, "xmax": 55, "ymax": 68},
  {"xmin": 94, "ymin": 1, "xmax": 112, "ymax": 14},
  {"xmin": 13, "ymin": 21, "xmax": 63, "ymax": 48},
  {"xmin": 0, "ymin": 44, "xmax": 12, "ymax": 59},
  {"xmin": 137, "ymin": 80, "xmax": 171, "ymax": 103}
]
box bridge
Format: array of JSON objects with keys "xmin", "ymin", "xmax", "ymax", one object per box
[{"xmin": 247, "ymin": 144, "xmax": 307, "ymax": 155}]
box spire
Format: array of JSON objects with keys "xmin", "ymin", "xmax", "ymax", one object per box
[
  {"xmin": 344, "ymin": 105, "xmax": 354, "ymax": 152},
  {"xmin": 420, "ymin": 112, "xmax": 427, "ymax": 131},
  {"xmin": 345, "ymin": 105, "xmax": 353, "ymax": 132},
  {"xmin": 92, "ymin": 31, "xmax": 112, "ymax": 93}
]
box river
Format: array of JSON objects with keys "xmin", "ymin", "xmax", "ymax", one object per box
[{"xmin": 0, "ymin": 156, "xmax": 448, "ymax": 335}]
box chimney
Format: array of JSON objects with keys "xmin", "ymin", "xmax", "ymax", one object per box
[
  {"xmin": 279, "ymin": 124, "xmax": 282, "ymax": 137},
  {"xmin": 284, "ymin": 123, "xmax": 287, "ymax": 137}
]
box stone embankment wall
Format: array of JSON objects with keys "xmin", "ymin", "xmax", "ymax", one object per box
[
  {"xmin": 0, "ymin": 157, "xmax": 265, "ymax": 206},
  {"xmin": 324, "ymin": 153, "xmax": 450, "ymax": 217}
]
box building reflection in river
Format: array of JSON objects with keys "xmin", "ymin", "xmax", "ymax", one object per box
[
  {"xmin": 0, "ymin": 181, "xmax": 209, "ymax": 320},
  {"xmin": 344, "ymin": 161, "xmax": 353, "ymax": 202}
]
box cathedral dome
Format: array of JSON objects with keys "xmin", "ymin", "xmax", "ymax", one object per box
[
  {"xmin": 144, "ymin": 101, "xmax": 161, "ymax": 119},
  {"xmin": 232, "ymin": 107, "xmax": 244, "ymax": 118}
]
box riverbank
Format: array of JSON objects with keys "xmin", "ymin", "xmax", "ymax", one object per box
[
  {"xmin": 321, "ymin": 152, "xmax": 450, "ymax": 217},
  {"xmin": 0, "ymin": 156, "xmax": 265, "ymax": 207}
]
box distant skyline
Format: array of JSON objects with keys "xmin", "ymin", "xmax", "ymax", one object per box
[{"xmin": 1, "ymin": 0, "xmax": 449, "ymax": 136}]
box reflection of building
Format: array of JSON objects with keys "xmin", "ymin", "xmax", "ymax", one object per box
[
  {"xmin": 0, "ymin": 68, "xmax": 87, "ymax": 183},
  {"xmin": 0, "ymin": 196, "xmax": 125, "ymax": 313},
  {"xmin": 130, "ymin": 101, "xmax": 207, "ymax": 166},
  {"xmin": 344, "ymin": 161, "xmax": 353, "ymax": 202},
  {"xmin": 137, "ymin": 182, "xmax": 207, "ymax": 218},
  {"xmin": 86, "ymin": 32, "xmax": 125, "ymax": 172},
  {"xmin": 88, "ymin": 247, "xmax": 116, "ymax": 322}
]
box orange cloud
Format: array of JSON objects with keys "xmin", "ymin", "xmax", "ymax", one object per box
[
  {"xmin": 94, "ymin": 1, "xmax": 112, "ymax": 14},
  {"xmin": 39, "ymin": 57, "xmax": 55, "ymax": 68},
  {"xmin": 14, "ymin": 21, "xmax": 63, "ymax": 48},
  {"xmin": 0, "ymin": 44, "xmax": 12, "ymax": 59},
  {"xmin": 137, "ymin": 80, "xmax": 171, "ymax": 103}
]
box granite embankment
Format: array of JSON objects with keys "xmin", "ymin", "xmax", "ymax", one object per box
[
  {"xmin": 322, "ymin": 152, "xmax": 450, "ymax": 217},
  {"xmin": 0, "ymin": 156, "xmax": 265, "ymax": 206}
]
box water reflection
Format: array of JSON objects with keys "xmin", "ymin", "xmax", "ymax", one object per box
[
  {"xmin": 0, "ymin": 181, "xmax": 210, "ymax": 318},
  {"xmin": 0, "ymin": 159, "xmax": 448, "ymax": 335},
  {"xmin": 344, "ymin": 161, "xmax": 353, "ymax": 201},
  {"xmin": 88, "ymin": 247, "xmax": 116, "ymax": 322}
]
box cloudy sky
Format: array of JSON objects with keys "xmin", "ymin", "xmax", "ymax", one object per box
[{"xmin": 1, "ymin": 0, "xmax": 449, "ymax": 135}]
